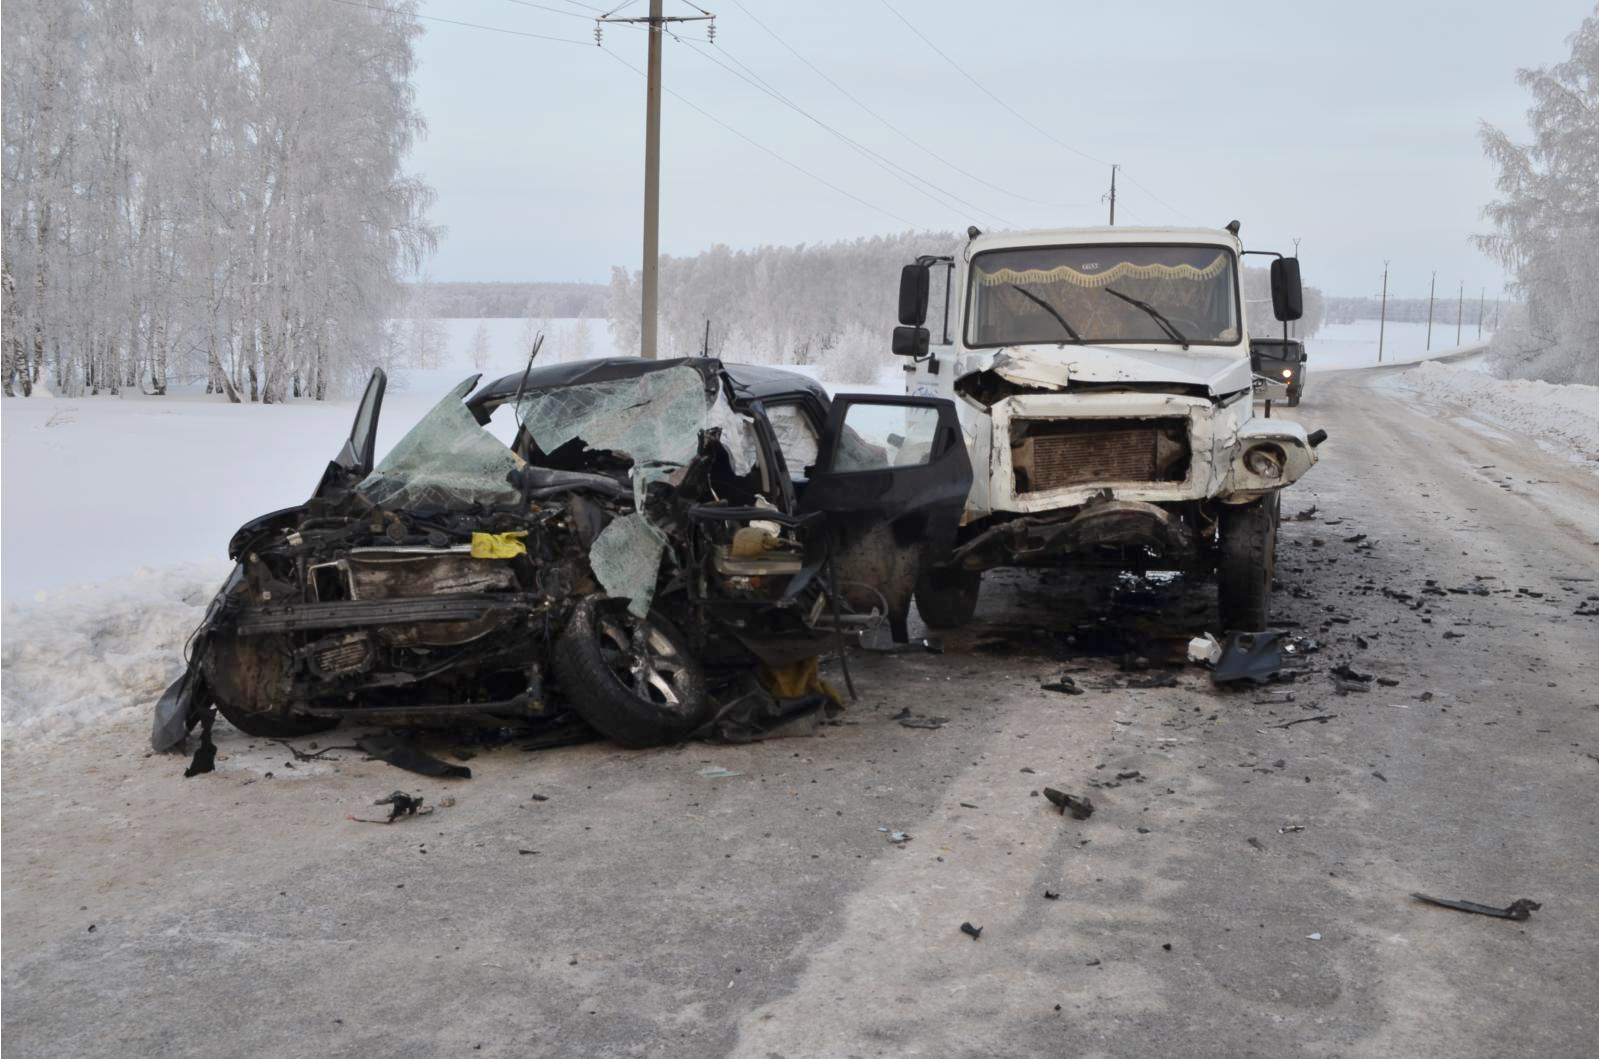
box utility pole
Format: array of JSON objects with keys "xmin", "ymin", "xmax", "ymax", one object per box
[
  {"xmin": 598, "ymin": 1, "xmax": 715, "ymax": 359},
  {"xmin": 1378, "ymin": 262, "xmax": 1389, "ymax": 363},
  {"xmin": 1455, "ymin": 280, "xmax": 1463, "ymax": 346},
  {"xmin": 1425, "ymin": 270, "xmax": 1435, "ymax": 351},
  {"xmin": 1477, "ymin": 287, "xmax": 1485, "ymax": 339},
  {"xmin": 1107, "ymin": 164, "xmax": 1118, "ymax": 225}
]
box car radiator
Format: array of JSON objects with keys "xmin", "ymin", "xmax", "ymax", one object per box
[{"xmin": 1011, "ymin": 417, "xmax": 1190, "ymax": 493}]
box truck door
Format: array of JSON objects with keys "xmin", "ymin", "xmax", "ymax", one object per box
[{"xmin": 797, "ymin": 395, "xmax": 972, "ymax": 640}]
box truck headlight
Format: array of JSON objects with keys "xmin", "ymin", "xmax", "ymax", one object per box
[
  {"xmin": 1281, "ymin": 368, "xmax": 1293, "ymax": 379},
  {"xmin": 1244, "ymin": 444, "xmax": 1284, "ymax": 479}
]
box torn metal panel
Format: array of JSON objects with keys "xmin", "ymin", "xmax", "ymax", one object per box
[
  {"xmin": 1211, "ymin": 630, "xmax": 1287, "ymax": 684},
  {"xmin": 589, "ymin": 512, "xmax": 666, "ymax": 617}
]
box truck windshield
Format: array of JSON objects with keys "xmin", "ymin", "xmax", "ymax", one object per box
[{"xmin": 966, "ymin": 244, "xmax": 1240, "ymax": 348}]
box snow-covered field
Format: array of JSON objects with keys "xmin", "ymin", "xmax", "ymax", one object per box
[
  {"xmin": 1377, "ymin": 359, "xmax": 1598, "ymax": 468},
  {"xmin": 1304, "ymin": 319, "xmax": 1489, "ymax": 371}
]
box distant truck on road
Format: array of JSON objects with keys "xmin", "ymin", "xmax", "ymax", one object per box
[
  {"xmin": 892, "ymin": 223, "xmax": 1326, "ymax": 631},
  {"xmin": 1250, "ymin": 337, "xmax": 1307, "ymax": 407}
]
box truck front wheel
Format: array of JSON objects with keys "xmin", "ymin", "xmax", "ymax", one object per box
[
  {"xmin": 914, "ymin": 567, "xmax": 982, "ymax": 629},
  {"xmin": 1216, "ymin": 495, "xmax": 1279, "ymax": 631}
]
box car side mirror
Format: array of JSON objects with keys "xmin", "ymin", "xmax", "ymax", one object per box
[
  {"xmin": 1271, "ymin": 258, "xmax": 1304, "ymax": 322},
  {"xmin": 898, "ymin": 264, "xmax": 929, "ymax": 326},
  {"xmin": 892, "ymin": 325, "xmax": 930, "ymax": 358}
]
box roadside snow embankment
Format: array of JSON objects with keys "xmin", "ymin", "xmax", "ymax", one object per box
[
  {"xmin": 1382, "ymin": 359, "xmax": 1598, "ymax": 467},
  {"xmin": 1, "ymin": 563, "xmax": 229, "ymax": 745}
]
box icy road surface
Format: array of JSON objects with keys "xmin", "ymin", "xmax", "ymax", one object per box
[{"xmin": 4, "ymin": 362, "xmax": 1597, "ymax": 1058}]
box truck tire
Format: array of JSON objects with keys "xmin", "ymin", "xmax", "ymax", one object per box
[
  {"xmin": 553, "ymin": 596, "xmax": 709, "ymax": 748},
  {"xmin": 914, "ymin": 567, "xmax": 982, "ymax": 629},
  {"xmin": 1217, "ymin": 494, "xmax": 1279, "ymax": 632},
  {"xmin": 1287, "ymin": 388, "xmax": 1302, "ymax": 407}
]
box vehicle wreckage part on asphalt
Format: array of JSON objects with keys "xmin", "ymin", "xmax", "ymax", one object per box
[
  {"xmin": 1411, "ymin": 893, "xmax": 1542, "ymax": 921},
  {"xmin": 1210, "ymin": 630, "xmax": 1287, "ymax": 684}
]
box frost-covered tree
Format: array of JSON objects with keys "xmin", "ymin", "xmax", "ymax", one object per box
[
  {"xmin": 2, "ymin": 0, "xmax": 438, "ymax": 400},
  {"xmin": 469, "ymin": 322, "xmax": 491, "ymax": 370},
  {"xmin": 1475, "ymin": 15, "xmax": 1598, "ymax": 385}
]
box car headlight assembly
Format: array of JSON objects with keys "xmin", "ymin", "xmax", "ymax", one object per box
[{"xmin": 1244, "ymin": 444, "xmax": 1285, "ymax": 480}]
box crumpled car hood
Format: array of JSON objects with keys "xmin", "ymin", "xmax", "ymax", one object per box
[{"xmin": 961, "ymin": 345, "xmax": 1252, "ymax": 395}]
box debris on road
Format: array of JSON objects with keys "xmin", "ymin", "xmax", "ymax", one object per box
[
  {"xmin": 1212, "ymin": 631, "xmax": 1288, "ymax": 685},
  {"xmin": 1306, "ymin": 932, "xmax": 1322, "ymax": 940},
  {"xmin": 1043, "ymin": 788, "xmax": 1095, "ymax": 819},
  {"xmin": 894, "ymin": 710, "xmax": 949, "ymax": 729},
  {"xmin": 351, "ymin": 791, "xmax": 433, "ymax": 824},
  {"xmin": 357, "ymin": 734, "xmax": 472, "ymax": 780},
  {"xmin": 1271, "ymin": 714, "xmax": 1338, "ymax": 729},
  {"xmin": 878, "ymin": 828, "xmax": 911, "ymax": 844},
  {"xmin": 1412, "ymin": 893, "xmax": 1542, "ymax": 921},
  {"xmin": 1187, "ymin": 633, "xmax": 1223, "ymax": 666},
  {"xmin": 1291, "ymin": 505, "xmax": 1319, "ymax": 521},
  {"xmin": 1044, "ymin": 889, "xmax": 1060, "ymax": 900},
  {"xmin": 959, "ymin": 922, "xmax": 983, "ymax": 940},
  {"xmin": 1253, "ymin": 692, "xmax": 1296, "ymax": 704},
  {"xmin": 697, "ymin": 766, "xmax": 743, "ymax": 779},
  {"xmin": 1041, "ymin": 674, "xmax": 1085, "ymax": 695},
  {"xmin": 1279, "ymin": 824, "xmax": 1305, "ymax": 833},
  {"xmin": 1246, "ymin": 837, "xmax": 1267, "ymax": 852}
]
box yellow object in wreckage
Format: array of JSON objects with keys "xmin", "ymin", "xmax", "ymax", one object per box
[{"xmin": 470, "ymin": 531, "xmax": 529, "ymax": 559}]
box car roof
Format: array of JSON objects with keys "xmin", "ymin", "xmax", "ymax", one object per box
[{"xmin": 466, "ymin": 356, "xmax": 828, "ymax": 411}]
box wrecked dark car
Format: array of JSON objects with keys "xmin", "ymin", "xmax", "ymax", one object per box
[{"xmin": 153, "ymin": 357, "xmax": 971, "ymax": 751}]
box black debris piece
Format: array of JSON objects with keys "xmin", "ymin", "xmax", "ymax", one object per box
[
  {"xmin": 1212, "ymin": 631, "xmax": 1288, "ymax": 685},
  {"xmin": 184, "ymin": 707, "xmax": 218, "ymax": 778},
  {"xmin": 1376, "ymin": 677, "xmax": 1399, "ymax": 687},
  {"xmin": 1291, "ymin": 506, "xmax": 1319, "ymax": 521},
  {"xmin": 1043, "ymin": 788, "xmax": 1095, "ymax": 819},
  {"xmin": 1372, "ymin": 771, "xmax": 1388, "ymax": 782},
  {"xmin": 1044, "ymin": 889, "xmax": 1060, "ymax": 900},
  {"xmin": 1443, "ymin": 630, "xmax": 1465, "ymax": 640},
  {"xmin": 518, "ymin": 849, "xmax": 539, "ymax": 856},
  {"xmin": 352, "ymin": 791, "xmax": 432, "ymax": 824},
  {"xmin": 357, "ymin": 733, "xmax": 472, "ymax": 779},
  {"xmin": 1329, "ymin": 663, "xmax": 1373, "ymax": 683},
  {"xmin": 1042, "ymin": 675, "xmax": 1084, "ymax": 695},
  {"xmin": 1086, "ymin": 958, "xmax": 1102, "ymax": 967},
  {"xmin": 1412, "ymin": 893, "xmax": 1541, "ymax": 921},
  {"xmin": 1343, "ymin": 533, "xmax": 1368, "ymax": 544},
  {"xmin": 959, "ymin": 802, "xmax": 980, "ymax": 809},
  {"xmin": 960, "ymin": 922, "xmax": 983, "ymax": 940},
  {"xmin": 1271, "ymin": 714, "xmax": 1338, "ymax": 729},
  {"xmin": 897, "ymin": 714, "xmax": 949, "ymax": 730},
  {"xmin": 1116, "ymin": 770, "xmax": 1143, "ymax": 781},
  {"xmin": 1247, "ymin": 837, "xmax": 1267, "ymax": 852},
  {"xmin": 530, "ymin": 793, "xmax": 550, "ymax": 802}
]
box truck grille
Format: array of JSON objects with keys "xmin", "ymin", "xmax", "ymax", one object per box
[{"xmin": 1011, "ymin": 417, "xmax": 1190, "ymax": 493}]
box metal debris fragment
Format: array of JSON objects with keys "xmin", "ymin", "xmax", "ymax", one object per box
[
  {"xmin": 959, "ymin": 922, "xmax": 983, "ymax": 940},
  {"xmin": 1043, "ymin": 788, "xmax": 1095, "ymax": 819},
  {"xmin": 1412, "ymin": 893, "xmax": 1541, "ymax": 921}
]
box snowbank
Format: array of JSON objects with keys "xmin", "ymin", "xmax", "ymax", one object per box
[
  {"xmin": 1381, "ymin": 359, "xmax": 1598, "ymax": 467},
  {"xmin": 1305, "ymin": 319, "xmax": 1489, "ymax": 372},
  {"xmin": 2, "ymin": 562, "xmax": 230, "ymax": 745}
]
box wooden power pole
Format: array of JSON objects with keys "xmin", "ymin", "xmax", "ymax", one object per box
[
  {"xmin": 1455, "ymin": 280, "xmax": 1463, "ymax": 346},
  {"xmin": 1107, "ymin": 164, "xmax": 1118, "ymax": 225},
  {"xmin": 1378, "ymin": 262, "xmax": 1389, "ymax": 363},
  {"xmin": 1426, "ymin": 270, "xmax": 1435, "ymax": 351},
  {"xmin": 598, "ymin": 1, "xmax": 714, "ymax": 359}
]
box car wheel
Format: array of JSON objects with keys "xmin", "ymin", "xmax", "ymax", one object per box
[
  {"xmin": 914, "ymin": 566, "xmax": 982, "ymax": 629},
  {"xmin": 214, "ymin": 698, "xmax": 340, "ymax": 739},
  {"xmin": 1217, "ymin": 494, "xmax": 1279, "ymax": 632},
  {"xmin": 206, "ymin": 635, "xmax": 339, "ymax": 738},
  {"xmin": 553, "ymin": 596, "xmax": 709, "ymax": 748}
]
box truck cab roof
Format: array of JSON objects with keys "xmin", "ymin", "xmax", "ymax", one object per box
[{"xmin": 967, "ymin": 226, "xmax": 1242, "ymax": 255}]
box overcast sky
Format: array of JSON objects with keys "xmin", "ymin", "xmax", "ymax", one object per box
[{"xmin": 404, "ymin": 0, "xmax": 1591, "ymax": 299}]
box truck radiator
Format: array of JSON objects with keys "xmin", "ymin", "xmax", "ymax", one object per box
[{"xmin": 1011, "ymin": 417, "xmax": 1190, "ymax": 493}]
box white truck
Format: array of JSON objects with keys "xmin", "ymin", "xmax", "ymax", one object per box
[{"xmin": 892, "ymin": 223, "xmax": 1326, "ymax": 632}]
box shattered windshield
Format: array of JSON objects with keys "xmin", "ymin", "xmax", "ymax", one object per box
[
  {"xmin": 515, "ymin": 365, "xmax": 758, "ymax": 486},
  {"xmin": 358, "ymin": 377, "xmax": 525, "ymax": 510},
  {"xmin": 967, "ymin": 244, "xmax": 1240, "ymax": 348}
]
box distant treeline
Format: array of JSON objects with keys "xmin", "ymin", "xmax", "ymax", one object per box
[
  {"xmin": 411, "ymin": 282, "xmax": 607, "ymax": 319},
  {"xmin": 1324, "ymin": 295, "xmax": 1498, "ymax": 327}
]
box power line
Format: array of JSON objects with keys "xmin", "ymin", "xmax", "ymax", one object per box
[
  {"xmin": 600, "ymin": 46, "xmax": 920, "ymax": 228},
  {"xmin": 491, "ymin": 0, "xmax": 599, "ymax": 20},
  {"xmin": 329, "ymin": 0, "xmax": 592, "ymax": 44},
  {"xmin": 727, "ymin": 0, "xmax": 1094, "ymax": 215},
  {"xmin": 669, "ymin": 31, "xmax": 1016, "ymax": 227},
  {"xmin": 878, "ymin": 0, "xmax": 1191, "ymax": 223}
]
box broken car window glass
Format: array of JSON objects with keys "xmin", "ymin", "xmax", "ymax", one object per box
[
  {"xmin": 830, "ymin": 404, "xmax": 942, "ymax": 472},
  {"xmin": 359, "ymin": 377, "xmax": 525, "ymax": 510},
  {"xmin": 516, "ymin": 366, "xmax": 751, "ymax": 485},
  {"xmin": 766, "ymin": 403, "xmax": 820, "ymax": 479},
  {"xmin": 588, "ymin": 512, "xmax": 666, "ymax": 618}
]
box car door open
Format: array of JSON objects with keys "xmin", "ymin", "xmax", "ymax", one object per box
[{"xmin": 797, "ymin": 394, "xmax": 972, "ymax": 641}]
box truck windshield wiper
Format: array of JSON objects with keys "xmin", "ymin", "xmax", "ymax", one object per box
[
  {"xmin": 1102, "ymin": 287, "xmax": 1189, "ymax": 349},
  {"xmin": 1009, "ymin": 284, "xmax": 1082, "ymax": 343}
]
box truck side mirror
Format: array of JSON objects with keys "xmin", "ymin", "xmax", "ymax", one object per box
[
  {"xmin": 892, "ymin": 325, "xmax": 930, "ymax": 357},
  {"xmin": 1271, "ymin": 258, "xmax": 1304, "ymax": 321},
  {"xmin": 898, "ymin": 264, "xmax": 930, "ymax": 326}
]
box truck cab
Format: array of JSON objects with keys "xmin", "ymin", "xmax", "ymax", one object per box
[{"xmin": 895, "ymin": 224, "xmax": 1325, "ymax": 631}]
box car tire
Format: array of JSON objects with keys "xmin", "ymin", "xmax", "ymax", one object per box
[
  {"xmin": 914, "ymin": 567, "xmax": 982, "ymax": 629},
  {"xmin": 1217, "ymin": 494, "xmax": 1279, "ymax": 632},
  {"xmin": 214, "ymin": 698, "xmax": 339, "ymax": 739},
  {"xmin": 553, "ymin": 596, "xmax": 709, "ymax": 748}
]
